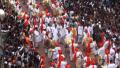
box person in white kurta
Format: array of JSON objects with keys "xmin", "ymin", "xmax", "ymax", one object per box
[
  {"xmin": 60, "ymin": 61, "xmax": 67, "ymax": 68},
  {"xmin": 33, "ymin": 30, "xmax": 42, "ymax": 47},
  {"xmin": 59, "ymin": 27, "xmax": 67, "ymax": 41},
  {"xmin": 90, "ymin": 41, "xmax": 97, "ymax": 55},
  {"xmin": 34, "ymin": 30, "xmax": 42, "ymax": 42},
  {"xmin": 97, "ymin": 46, "xmax": 106, "ymax": 60},
  {"xmin": 52, "ymin": 28, "xmax": 59, "ymax": 41},
  {"xmin": 115, "ymin": 52, "xmax": 120, "ymax": 66},
  {"xmin": 77, "ymin": 25, "xmax": 84, "ymax": 42},
  {"xmin": 103, "ymin": 40, "xmax": 109, "ymax": 49},
  {"xmin": 53, "ymin": 47, "xmax": 61, "ymax": 59},
  {"xmin": 88, "ymin": 25, "xmax": 93, "ymax": 36},
  {"xmin": 45, "ymin": 16, "xmax": 52, "ymax": 25},
  {"xmin": 110, "ymin": 47, "xmax": 115, "ymax": 61},
  {"xmin": 46, "ymin": 26, "xmax": 53, "ymax": 39},
  {"xmin": 75, "ymin": 50, "xmax": 83, "ymax": 68},
  {"xmin": 108, "ymin": 62, "xmax": 118, "ymax": 68}
]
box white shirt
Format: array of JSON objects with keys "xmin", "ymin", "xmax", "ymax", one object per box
[
  {"xmin": 110, "ymin": 48, "xmax": 115, "ymax": 59},
  {"xmin": 52, "ymin": 28, "xmax": 58, "ymax": 41},
  {"xmin": 108, "ymin": 63, "xmax": 117, "ymax": 68},
  {"xmin": 88, "ymin": 26, "xmax": 93, "ymax": 35},
  {"xmin": 61, "ymin": 61, "xmax": 67, "ymax": 68},
  {"xmin": 90, "ymin": 41, "xmax": 97, "ymax": 54},
  {"xmin": 34, "ymin": 30, "xmax": 42, "ymax": 42},
  {"xmin": 53, "ymin": 47, "xmax": 61, "ymax": 59},
  {"xmin": 78, "ymin": 25, "xmax": 83, "ymax": 35},
  {"xmin": 97, "ymin": 47, "xmax": 105, "ymax": 58},
  {"xmin": 60, "ymin": 28, "xmax": 66, "ymax": 38},
  {"xmin": 45, "ymin": 17, "xmax": 51, "ymax": 24}
]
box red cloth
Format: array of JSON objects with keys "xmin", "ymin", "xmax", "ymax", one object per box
[
  {"xmin": 58, "ymin": 50, "xmax": 62, "ymax": 54},
  {"xmin": 50, "ymin": 61, "xmax": 55, "ymax": 66},
  {"xmin": 41, "ymin": 19, "xmax": 45, "ymax": 32},
  {"xmin": 63, "ymin": 15, "xmax": 67, "ymax": 19},
  {"xmin": 54, "ymin": 41, "xmax": 59, "ymax": 46},
  {"xmin": 91, "ymin": 60, "xmax": 95, "ymax": 68},
  {"xmin": 58, "ymin": 55, "xmax": 64, "ymax": 68},
  {"xmin": 17, "ymin": 15, "xmax": 21, "ymax": 19},
  {"xmin": 98, "ymin": 40, "xmax": 104, "ymax": 48},
  {"xmin": 108, "ymin": 40, "xmax": 112, "ymax": 50},
  {"xmin": 51, "ymin": 0, "xmax": 56, "ymax": 4},
  {"xmin": 16, "ymin": 1, "xmax": 19, "ymax": 5},
  {"xmin": 72, "ymin": 39, "xmax": 75, "ymax": 53},
  {"xmin": 67, "ymin": 27, "xmax": 72, "ymax": 31},
  {"xmin": 45, "ymin": 8, "xmax": 49, "ymax": 14},
  {"xmin": 29, "ymin": 43, "xmax": 33, "ymax": 48},
  {"xmin": 87, "ymin": 42, "xmax": 91, "ymax": 53},
  {"xmin": 46, "ymin": 13, "xmax": 50, "ymax": 17},
  {"xmin": 74, "ymin": 48, "xmax": 79, "ymax": 63},
  {"xmin": 105, "ymin": 49, "xmax": 109, "ymax": 63},
  {"xmin": 34, "ymin": 17, "xmax": 37, "ymax": 28},
  {"xmin": 37, "ymin": 4, "xmax": 40, "ymax": 8},
  {"xmin": 24, "ymin": 19, "xmax": 29, "ymax": 27},
  {"xmin": 39, "ymin": 12, "xmax": 43, "ymax": 17},
  {"xmin": 66, "ymin": 64, "xmax": 71, "ymax": 68},
  {"xmin": 86, "ymin": 57, "xmax": 91, "ymax": 67},
  {"xmin": 99, "ymin": 32, "xmax": 105, "ymax": 47}
]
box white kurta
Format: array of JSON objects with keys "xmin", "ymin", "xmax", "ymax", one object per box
[
  {"xmin": 107, "ymin": 63, "xmax": 117, "ymax": 68},
  {"xmin": 47, "ymin": 26, "xmax": 53, "ymax": 39},
  {"xmin": 53, "ymin": 47, "xmax": 61, "ymax": 59},
  {"xmin": 90, "ymin": 41, "xmax": 97, "ymax": 54},
  {"xmin": 88, "ymin": 26, "xmax": 93, "ymax": 35},
  {"xmin": 78, "ymin": 26, "xmax": 83, "ymax": 35},
  {"xmin": 97, "ymin": 47, "xmax": 105, "ymax": 59},
  {"xmin": 52, "ymin": 28, "xmax": 59, "ymax": 41},
  {"xmin": 60, "ymin": 61, "xmax": 67, "ymax": 68},
  {"xmin": 60, "ymin": 28, "xmax": 66, "ymax": 38},
  {"xmin": 115, "ymin": 53, "xmax": 120, "ymax": 66},
  {"xmin": 34, "ymin": 30, "xmax": 42, "ymax": 42},
  {"xmin": 103, "ymin": 41, "xmax": 109, "ymax": 49},
  {"xmin": 110, "ymin": 48, "xmax": 115, "ymax": 60},
  {"xmin": 45, "ymin": 17, "xmax": 52, "ymax": 24}
]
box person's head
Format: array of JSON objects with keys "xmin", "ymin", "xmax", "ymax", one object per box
[{"xmin": 110, "ymin": 60, "xmax": 114, "ymax": 63}]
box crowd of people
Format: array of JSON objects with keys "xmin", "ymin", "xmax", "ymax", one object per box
[{"xmin": 0, "ymin": 0, "xmax": 120, "ymax": 68}]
